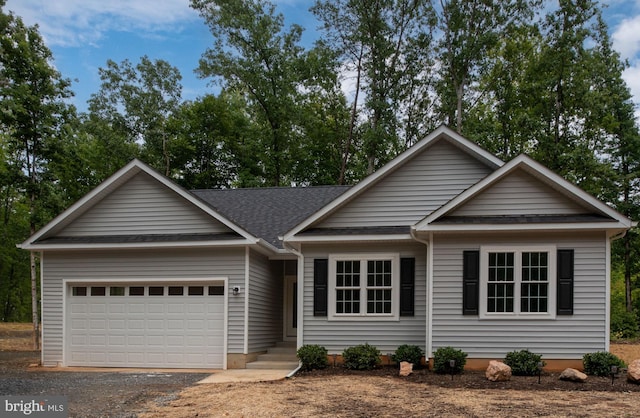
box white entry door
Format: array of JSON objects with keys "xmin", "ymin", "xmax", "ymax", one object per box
[{"xmin": 66, "ymin": 283, "xmax": 225, "ymax": 369}]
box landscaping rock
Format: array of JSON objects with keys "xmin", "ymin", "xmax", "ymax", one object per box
[
  {"xmin": 399, "ymin": 361, "xmax": 413, "ymax": 377},
  {"xmin": 627, "ymin": 359, "xmax": 640, "ymax": 384},
  {"xmin": 559, "ymin": 368, "xmax": 587, "ymax": 382},
  {"xmin": 485, "ymin": 360, "xmax": 511, "ymax": 382}
]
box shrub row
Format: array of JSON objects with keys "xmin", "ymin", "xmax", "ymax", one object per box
[{"xmin": 297, "ymin": 343, "xmax": 627, "ymax": 375}]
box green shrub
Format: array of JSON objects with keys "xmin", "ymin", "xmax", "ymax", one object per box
[
  {"xmin": 610, "ymin": 309, "xmax": 639, "ymax": 340},
  {"xmin": 582, "ymin": 351, "xmax": 626, "ymax": 376},
  {"xmin": 433, "ymin": 346, "xmax": 467, "ymax": 374},
  {"xmin": 504, "ymin": 350, "xmax": 545, "ymax": 376},
  {"xmin": 391, "ymin": 344, "xmax": 424, "ymax": 367},
  {"xmin": 342, "ymin": 343, "xmax": 381, "ymax": 370},
  {"xmin": 296, "ymin": 344, "xmax": 329, "ymax": 371}
]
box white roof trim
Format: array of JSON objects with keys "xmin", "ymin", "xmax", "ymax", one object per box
[
  {"xmin": 415, "ymin": 154, "xmax": 634, "ymax": 231},
  {"xmin": 20, "ymin": 159, "xmax": 258, "ymax": 248},
  {"xmin": 283, "ymin": 126, "xmax": 504, "ymax": 241},
  {"xmin": 414, "ymin": 222, "xmax": 630, "ymax": 233},
  {"xmin": 20, "ymin": 239, "xmax": 255, "ymax": 251},
  {"xmin": 285, "ymin": 233, "xmax": 414, "ymax": 243}
]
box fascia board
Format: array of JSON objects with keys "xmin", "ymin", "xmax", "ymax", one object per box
[
  {"xmin": 19, "ymin": 239, "xmax": 255, "ymax": 251},
  {"xmin": 416, "ymin": 221, "xmax": 630, "ymax": 233},
  {"xmin": 416, "ymin": 155, "xmax": 634, "ymax": 230},
  {"xmin": 21, "ymin": 159, "xmax": 258, "ymax": 247},
  {"xmin": 283, "ymin": 126, "xmax": 504, "ymax": 241},
  {"xmin": 285, "ymin": 234, "xmax": 414, "ymax": 243}
]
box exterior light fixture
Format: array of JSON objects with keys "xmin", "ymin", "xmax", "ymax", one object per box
[
  {"xmin": 449, "ymin": 359, "xmax": 456, "ymax": 380},
  {"xmin": 232, "ymin": 287, "xmax": 240, "ymax": 295}
]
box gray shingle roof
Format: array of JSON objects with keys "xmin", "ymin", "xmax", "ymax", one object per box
[{"xmin": 191, "ymin": 185, "xmax": 351, "ymax": 249}]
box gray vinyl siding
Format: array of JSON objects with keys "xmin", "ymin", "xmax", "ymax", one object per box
[
  {"xmin": 248, "ymin": 250, "xmax": 282, "ymax": 353},
  {"xmin": 318, "ymin": 139, "xmax": 493, "ymax": 228},
  {"xmin": 59, "ymin": 172, "xmax": 232, "ymax": 236},
  {"xmin": 302, "ymin": 242, "xmax": 427, "ymax": 354},
  {"xmin": 452, "ymin": 169, "xmax": 587, "ymax": 216},
  {"xmin": 41, "ymin": 247, "xmax": 246, "ymax": 366},
  {"xmin": 431, "ymin": 232, "xmax": 607, "ymax": 359}
]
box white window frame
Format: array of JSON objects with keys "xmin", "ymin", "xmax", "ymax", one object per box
[
  {"xmin": 479, "ymin": 246, "xmax": 557, "ymax": 319},
  {"xmin": 328, "ymin": 253, "xmax": 400, "ymax": 321}
]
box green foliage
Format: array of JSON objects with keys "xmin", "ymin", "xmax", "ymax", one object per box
[
  {"xmin": 582, "ymin": 351, "xmax": 626, "ymax": 376},
  {"xmin": 610, "ymin": 310, "xmax": 639, "ymax": 341},
  {"xmin": 296, "ymin": 344, "xmax": 329, "ymax": 371},
  {"xmin": 433, "ymin": 346, "xmax": 467, "ymax": 374},
  {"xmin": 391, "ymin": 344, "xmax": 424, "ymax": 367},
  {"xmin": 342, "ymin": 343, "xmax": 381, "ymax": 370},
  {"xmin": 504, "ymin": 350, "xmax": 545, "ymax": 376}
]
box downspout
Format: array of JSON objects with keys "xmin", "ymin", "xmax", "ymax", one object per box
[
  {"xmin": 410, "ymin": 227, "xmax": 432, "ymax": 360},
  {"xmin": 283, "ymin": 240, "xmax": 304, "ymax": 377}
]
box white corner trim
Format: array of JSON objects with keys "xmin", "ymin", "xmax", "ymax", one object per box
[{"xmin": 243, "ymin": 246, "xmax": 250, "ymax": 355}]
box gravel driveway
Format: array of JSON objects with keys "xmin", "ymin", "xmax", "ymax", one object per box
[{"xmin": 0, "ymin": 351, "xmax": 209, "ymax": 417}]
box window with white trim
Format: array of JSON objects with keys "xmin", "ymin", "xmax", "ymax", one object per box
[
  {"xmin": 329, "ymin": 254, "xmax": 399, "ymax": 320},
  {"xmin": 480, "ymin": 246, "xmax": 556, "ymax": 319}
]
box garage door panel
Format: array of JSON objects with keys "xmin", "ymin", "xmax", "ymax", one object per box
[
  {"xmin": 167, "ymin": 304, "xmax": 185, "ymax": 314},
  {"xmin": 67, "ymin": 284, "xmax": 225, "ymax": 368},
  {"xmin": 90, "ymin": 304, "xmax": 106, "ymax": 314},
  {"xmin": 128, "ymin": 304, "xmax": 145, "ymax": 314},
  {"xmin": 108, "ymin": 303, "xmax": 126, "ymax": 314}
]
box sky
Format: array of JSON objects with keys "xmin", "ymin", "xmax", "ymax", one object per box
[{"xmin": 4, "ymin": 0, "xmax": 640, "ymax": 117}]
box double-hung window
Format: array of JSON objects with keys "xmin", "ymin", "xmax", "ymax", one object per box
[
  {"xmin": 329, "ymin": 254, "xmax": 399, "ymax": 320},
  {"xmin": 480, "ymin": 246, "xmax": 556, "ymax": 319}
]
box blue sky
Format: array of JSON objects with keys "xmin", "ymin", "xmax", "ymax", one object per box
[{"xmin": 5, "ymin": 0, "xmax": 640, "ymax": 116}]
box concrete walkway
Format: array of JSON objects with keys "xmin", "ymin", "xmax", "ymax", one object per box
[{"xmin": 197, "ymin": 367, "xmax": 298, "ymax": 383}]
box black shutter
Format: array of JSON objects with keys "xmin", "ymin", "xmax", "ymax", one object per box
[
  {"xmin": 313, "ymin": 259, "xmax": 328, "ymax": 316},
  {"xmin": 400, "ymin": 258, "xmax": 415, "ymax": 316},
  {"xmin": 557, "ymin": 249, "xmax": 574, "ymax": 315},
  {"xmin": 462, "ymin": 251, "xmax": 480, "ymax": 315}
]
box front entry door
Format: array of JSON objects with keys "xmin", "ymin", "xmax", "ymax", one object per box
[{"xmin": 284, "ymin": 275, "xmax": 297, "ymax": 340}]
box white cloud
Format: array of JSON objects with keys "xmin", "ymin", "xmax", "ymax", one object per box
[
  {"xmin": 612, "ymin": 14, "xmax": 640, "ymax": 59},
  {"xmin": 4, "ymin": 0, "xmax": 200, "ymax": 47}
]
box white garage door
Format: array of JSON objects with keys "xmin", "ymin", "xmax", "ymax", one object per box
[{"xmin": 66, "ymin": 283, "xmax": 225, "ymax": 369}]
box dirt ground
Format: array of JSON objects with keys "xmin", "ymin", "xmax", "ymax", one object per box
[{"xmin": 2, "ymin": 323, "xmax": 640, "ymax": 417}]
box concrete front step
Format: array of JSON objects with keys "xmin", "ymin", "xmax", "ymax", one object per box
[
  {"xmin": 245, "ymin": 360, "xmax": 299, "ymax": 370},
  {"xmin": 257, "ymin": 353, "xmax": 298, "ymax": 362},
  {"xmin": 245, "ymin": 341, "xmax": 298, "ymax": 370}
]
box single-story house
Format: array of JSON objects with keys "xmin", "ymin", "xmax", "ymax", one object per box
[{"xmin": 20, "ymin": 126, "xmax": 634, "ymax": 370}]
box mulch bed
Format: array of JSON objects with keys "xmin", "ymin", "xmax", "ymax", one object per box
[{"xmin": 299, "ymin": 365, "xmax": 640, "ymax": 393}]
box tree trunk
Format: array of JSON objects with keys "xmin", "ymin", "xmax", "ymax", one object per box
[
  {"xmin": 30, "ymin": 250, "xmax": 39, "ymax": 350},
  {"xmin": 339, "ymin": 48, "xmax": 364, "ymax": 186}
]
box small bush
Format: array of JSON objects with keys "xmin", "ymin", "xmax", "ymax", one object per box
[
  {"xmin": 582, "ymin": 351, "xmax": 626, "ymax": 376},
  {"xmin": 296, "ymin": 344, "xmax": 329, "ymax": 371},
  {"xmin": 610, "ymin": 309, "xmax": 639, "ymax": 340},
  {"xmin": 391, "ymin": 344, "xmax": 424, "ymax": 367},
  {"xmin": 504, "ymin": 349, "xmax": 545, "ymax": 376},
  {"xmin": 342, "ymin": 343, "xmax": 381, "ymax": 370},
  {"xmin": 433, "ymin": 346, "xmax": 467, "ymax": 374}
]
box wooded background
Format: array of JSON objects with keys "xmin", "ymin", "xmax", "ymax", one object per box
[{"xmin": 1, "ymin": 0, "xmax": 638, "ymax": 339}]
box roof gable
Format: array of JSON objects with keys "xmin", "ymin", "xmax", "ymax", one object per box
[
  {"xmin": 450, "ymin": 168, "xmax": 588, "ymax": 217},
  {"xmin": 416, "ymin": 155, "xmax": 634, "ymax": 232},
  {"xmin": 21, "ymin": 160, "xmax": 257, "ymax": 249},
  {"xmin": 284, "ymin": 126, "xmax": 504, "ymax": 240}
]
